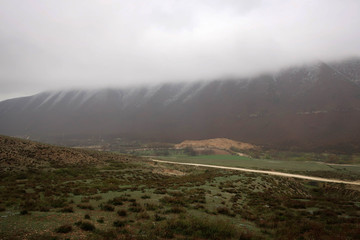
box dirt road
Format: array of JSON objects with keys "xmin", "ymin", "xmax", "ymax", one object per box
[{"xmin": 152, "ymin": 159, "xmax": 360, "ymax": 186}]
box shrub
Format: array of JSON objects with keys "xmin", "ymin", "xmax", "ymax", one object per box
[
  {"xmin": 154, "ymin": 188, "xmax": 167, "ymax": 194},
  {"xmin": 216, "ymin": 207, "xmax": 235, "ymax": 217},
  {"xmin": 55, "ymin": 224, "xmax": 72, "ymax": 233},
  {"xmin": 193, "ymin": 204, "xmax": 205, "ymax": 209},
  {"xmin": 49, "ymin": 198, "xmax": 67, "ymax": 208},
  {"xmin": 155, "ymin": 216, "xmax": 238, "ymax": 239},
  {"xmin": 108, "ymin": 197, "xmax": 124, "ymax": 206},
  {"xmin": 129, "ymin": 202, "xmax": 143, "ymax": 212},
  {"xmin": 141, "ymin": 194, "xmax": 151, "ymax": 199},
  {"xmin": 160, "ymin": 196, "xmax": 185, "ymax": 206},
  {"xmin": 81, "ymin": 197, "xmax": 90, "ymax": 203},
  {"xmin": 84, "ymin": 214, "xmax": 91, "ymax": 219},
  {"xmin": 20, "ymin": 210, "xmax": 29, "ymax": 215},
  {"xmin": 113, "ymin": 220, "xmax": 126, "ymax": 227},
  {"xmin": 138, "ymin": 211, "xmax": 150, "ymax": 219},
  {"xmin": 145, "ymin": 203, "xmax": 158, "ymax": 211},
  {"xmin": 165, "ymin": 206, "xmax": 186, "ymax": 214},
  {"xmin": 154, "ymin": 213, "xmax": 166, "ymax": 221},
  {"xmin": 101, "ymin": 204, "xmax": 115, "ymax": 212},
  {"xmin": 117, "ymin": 209, "xmax": 127, "ymax": 217},
  {"xmin": 97, "ymin": 217, "xmax": 105, "ymax": 223},
  {"xmin": 39, "ymin": 206, "xmax": 50, "ymax": 212},
  {"xmin": 129, "ymin": 205, "xmax": 142, "ymax": 213},
  {"xmin": 77, "ymin": 204, "xmax": 94, "ymax": 210},
  {"xmin": 60, "ymin": 206, "xmax": 73, "ymax": 213},
  {"xmin": 78, "ymin": 221, "xmax": 95, "ymax": 231}
]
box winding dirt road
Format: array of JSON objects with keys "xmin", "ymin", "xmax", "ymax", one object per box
[{"xmin": 152, "ymin": 159, "xmax": 360, "ymax": 186}]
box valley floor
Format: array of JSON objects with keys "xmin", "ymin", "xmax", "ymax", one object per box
[
  {"xmin": 152, "ymin": 159, "xmax": 360, "ymax": 186},
  {"xmin": 1, "ymin": 155, "xmax": 360, "ymax": 240}
]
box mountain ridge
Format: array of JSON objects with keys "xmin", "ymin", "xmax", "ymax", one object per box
[{"xmin": 1, "ymin": 58, "xmax": 360, "ymax": 152}]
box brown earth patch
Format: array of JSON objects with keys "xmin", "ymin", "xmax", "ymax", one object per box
[{"xmin": 175, "ymin": 138, "xmax": 257, "ymax": 151}]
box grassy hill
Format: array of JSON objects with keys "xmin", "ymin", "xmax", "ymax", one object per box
[{"xmin": 0, "ymin": 135, "xmax": 135, "ymax": 172}]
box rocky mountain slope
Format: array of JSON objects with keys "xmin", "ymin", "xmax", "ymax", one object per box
[{"xmin": 1, "ymin": 58, "xmax": 360, "ymax": 151}]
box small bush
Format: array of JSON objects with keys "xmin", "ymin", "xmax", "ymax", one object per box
[
  {"xmin": 20, "ymin": 210, "xmax": 29, "ymax": 215},
  {"xmin": 55, "ymin": 224, "xmax": 72, "ymax": 233},
  {"xmin": 97, "ymin": 217, "xmax": 105, "ymax": 223},
  {"xmin": 117, "ymin": 210, "xmax": 127, "ymax": 217},
  {"xmin": 84, "ymin": 214, "xmax": 91, "ymax": 219},
  {"xmin": 113, "ymin": 220, "xmax": 126, "ymax": 227},
  {"xmin": 138, "ymin": 211, "xmax": 150, "ymax": 219},
  {"xmin": 145, "ymin": 203, "xmax": 158, "ymax": 211},
  {"xmin": 154, "ymin": 213, "xmax": 166, "ymax": 221},
  {"xmin": 77, "ymin": 204, "xmax": 94, "ymax": 210},
  {"xmin": 154, "ymin": 188, "xmax": 167, "ymax": 194},
  {"xmin": 193, "ymin": 204, "xmax": 205, "ymax": 209},
  {"xmin": 155, "ymin": 215, "xmax": 237, "ymax": 239},
  {"xmin": 39, "ymin": 206, "xmax": 50, "ymax": 212},
  {"xmin": 81, "ymin": 197, "xmax": 90, "ymax": 203},
  {"xmin": 141, "ymin": 194, "xmax": 151, "ymax": 199},
  {"xmin": 108, "ymin": 197, "xmax": 123, "ymax": 206},
  {"xmin": 216, "ymin": 207, "xmax": 235, "ymax": 217},
  {"xmin": 49, "ymin": 198, "xmax": 67, "ymax": 208},
  {"xmin": 165, "ymin": 206, "xmax": 186, "ymax": 214},
  {"xmin": 101, "ymin": 204, "xmax": 115, "ymax": 212},
  {"xmin": 78, "ymin": 221, "xmax": 95, "ymax": 231},
  {"xmin": 129, "ymin": 202, "xmax": 143, "ymax": 212},
  {"xmin": 61, "ymin": 206, "xmax": 73, "ymax": 213}
]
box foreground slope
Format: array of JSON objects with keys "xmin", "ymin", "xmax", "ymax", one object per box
[
  {"xmin": 1, "ymin": 58, "xmax": 360, "ymax": 151},
  {"xmin": 0, "ymin": 135, "xmax": 132, "ymax": 172}
]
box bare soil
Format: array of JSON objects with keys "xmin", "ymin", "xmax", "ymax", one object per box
[{"xmin": 175, "ymin": 138, "xmax": 257, "ymax": 151}]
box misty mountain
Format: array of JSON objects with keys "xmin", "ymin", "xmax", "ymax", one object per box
[{"xmin": 1, "ymin": 59, "xmax": 360, "ymax": 151}]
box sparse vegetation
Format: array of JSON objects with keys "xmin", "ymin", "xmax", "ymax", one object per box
[
  {"xmin": 55, "ymin": 224, "xmax": 72, "ymax": 233},
  {"xmin": 1, "ymin": 135, "xmax": 360, "ymax": 239},
  {"xmin": 77, "ymin": 221, "xmax": 95, "ymax": 231}
]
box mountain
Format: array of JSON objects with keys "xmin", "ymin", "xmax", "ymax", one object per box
[{"xmin": 1, "ymin": 58, "xmax": 360, "ymax": 152}]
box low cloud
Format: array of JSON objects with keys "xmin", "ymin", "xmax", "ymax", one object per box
[{"xmin": 1, "ymin": 0, "xmax": 360, "ymax": 100}]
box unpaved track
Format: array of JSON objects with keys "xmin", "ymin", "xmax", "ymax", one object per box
[{"xmin": 152, "ymin": 159, "xmax": 360, "ymax": 186}]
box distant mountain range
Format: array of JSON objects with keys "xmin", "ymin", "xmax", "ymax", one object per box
[{"xmin": 1, "ymin": 58, "xmax": 360, "ymax": 152}]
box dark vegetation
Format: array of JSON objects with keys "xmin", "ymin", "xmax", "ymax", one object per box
[{"xmin": 1, "ymin": 135, "xmax": 360, "ymax": 239}]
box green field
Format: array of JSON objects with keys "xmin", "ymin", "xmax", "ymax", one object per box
[{"xmin": 155, "ymin": 154, "xmax": 360, "ymax": 180}]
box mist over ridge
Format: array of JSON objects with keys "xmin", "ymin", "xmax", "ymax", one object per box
[
  {"xmin": 1, "ymin": 58, "xmax": 360, "ymax": 152},
  {"xmin": 1, "ymin": 0, "xmax": 360, "ymax": 100}
]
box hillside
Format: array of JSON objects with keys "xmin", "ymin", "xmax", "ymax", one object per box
[
  {"xmin": 0, "ymin": 135, "xmax": 131, "ymax": 172},
  {"xmin": 1, "ymin": 58, "xmax": 360, "ymax": 151}
]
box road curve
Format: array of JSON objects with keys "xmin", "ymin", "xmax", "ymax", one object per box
[{"xmin": 152, "ymin": 159, "xmax": 360, "ymax": 186}]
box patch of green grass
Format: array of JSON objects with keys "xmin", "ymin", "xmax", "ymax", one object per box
[{"xmin": 156, "ymin": 154, "xmax": 360, "ymax": 178}]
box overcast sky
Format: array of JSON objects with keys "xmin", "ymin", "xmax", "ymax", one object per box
[{"xmin": 1, "ymin": 0, "xmax": 360, "ymax": 100}]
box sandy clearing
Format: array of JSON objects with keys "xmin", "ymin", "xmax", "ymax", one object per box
[{"xmin": 152, "ymin": 159, "xmax": 360, "ymax": 186}]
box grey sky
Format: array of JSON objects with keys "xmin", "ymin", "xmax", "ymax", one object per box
[{"xmin": 1, "ymin": 0, "xmax": 360, "ymax": 100}]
